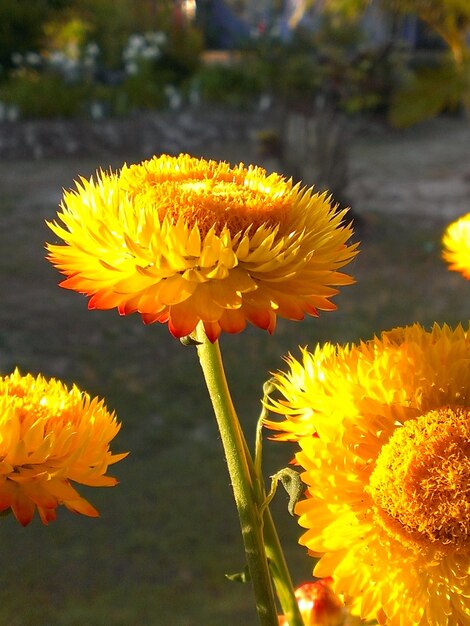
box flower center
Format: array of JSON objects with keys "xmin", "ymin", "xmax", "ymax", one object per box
[
  {"xmin": 120, "ymin": 157, "xmax": 293, "ymax": 237},
  {"xmin": 367, "ymin": 407, "xmax": 470, "ymax": 553},
  {"xmin": 152, "ymin": 179, "xmax": 290, "ymax": 236}
]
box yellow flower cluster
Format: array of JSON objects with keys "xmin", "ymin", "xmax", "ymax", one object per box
[
  {"xmin": 0, "ymin": 369, "xmax": 126, "ymax": 526},
  {"xmin": 267, "ymin": 323, "xmax": 470, "ymax": 626},
  {"xmin": 47, "ymin": 154, "xmax": 358, "ymax": 341}
]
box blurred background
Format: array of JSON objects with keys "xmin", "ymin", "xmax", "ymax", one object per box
[{"xmin": 0, "ymin": 1, "xmax": 469, "ymax": 624}]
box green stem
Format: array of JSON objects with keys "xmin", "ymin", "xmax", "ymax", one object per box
[
  {"xmin": 244, "ymin": 431, "xmax": 305, "ymax": 626},
  {"xmin": 195, "ymin": 326, "xmax": 278, "ymax": 626},
  {"xmin": 263, "ymin": 508, "xmax": 303, "ymax": 626},
  {"xmin": 252, "ymin": 386, "xmax": 305, "ymax": 626}
]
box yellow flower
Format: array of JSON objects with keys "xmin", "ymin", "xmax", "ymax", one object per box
[
  {"xmin": 442, "ymin": 212, "xmax": 470, "ymax": 279},
  {"xmin": 0, "ymin": 369, "xmax": 127, "ymax": 526},
  {"xmin": 47, "ymin": 154, "xmax": 358, "ymax": 342},
  {"xmin": 278, "ymin": 579, "xmax": 362, "ymax": 626},
  {"xmin": 266, "ymin": 324, "xmax": 470, "ymax": 625}
]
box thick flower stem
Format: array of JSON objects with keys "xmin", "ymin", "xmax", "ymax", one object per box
[
  {"xmin": 195, "ymin": 326, "xmax": 304, "ymax": 626},
  {"xmin": 243, "ymin": 435, "xmax": 305, "ymax": 626},
  {"xmin": 263, "ymin": 509, "xmax": 303, "ymax": 625},
  {"xmin": 195, "ymin": 327, "xmax": 278, "ymax": 626}
]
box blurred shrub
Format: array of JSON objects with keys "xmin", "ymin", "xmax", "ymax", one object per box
[
  {"xmin": 43, "ymin": 15, "xmax": 92, "ymax": 59},
  {"xmin": 119, "ymin": 63, "xmax": 170, "ymax": 112},
  {"xmin": 389, "ymin": 0, "xmax": 470, "ymax": 66},
  {"xmin": 118, "ymin": 26, "xmax": 202, "ymax": 112},
  {"xmin": 275, "ymin": 53, "xmax": 321, "ymax": 103},
  {"xmin": 1, "ymin": 69, "xmax": 87, "ymax": 118},
  {"xmin": 0, "ymin": 0, "xmax": 68, "ymax": 78},
  {"xmin": 245, "ymin": 10, "xmax": 407, "ymax": 117},
  {"xmin": 195, "ymin": 61, "xmax": 264, "ymax": 108},
  {"xmin": 72, "ymin": 0, "xmax": 145, "ymax": 70},
  {"xmin": 389, "ymin": 56, "xmax": 469, "ymax": 127},
  {"xmin": 1, "ymin": 19, "xmax": 204, "ymax": 118},
  {"xmin": 387, "ymin": 0, "xmax": 470, "ymax": 126},
  {"xmin": 164, "ymin": 22, "xmax": 204, "ymax": 84}
]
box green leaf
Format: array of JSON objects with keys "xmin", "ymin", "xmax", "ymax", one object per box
[
  {"xmin": 265, "ymin": 468, "xmax": 304, "ymax": 517},
  {"xmin": 389, "ymin": 62, "xmax": 465, "ymax": 128},
  {"xmin": 225, "ymin": 565, "xmax": 251, "ymax": 584}
]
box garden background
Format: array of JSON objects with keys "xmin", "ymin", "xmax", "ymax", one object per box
[{"xmin": 0, "ymin": 1, "xmax": 469, "ymax": 624}]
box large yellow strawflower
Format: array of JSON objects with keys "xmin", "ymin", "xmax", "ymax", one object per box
[
  {"xmin": 266, "ymin": 324, "xmax": 470, "ymax": 625},
  {"xmin": 46, "ymin": 154, "xmax": 358, "ymax": 342},
  {"xmin": 442, "ymin": 212, "xmax": 470, "ymax": 279},
  {"xmin": 0, "ymin": 369, "xmax": 127, "ymax": 526}
]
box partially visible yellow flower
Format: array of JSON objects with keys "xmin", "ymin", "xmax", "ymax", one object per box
[
  {"xmin": 267, "ymin": 324, "xmax": 470, "ymax": 626},
  {"xmin": 442, "ymin": 212, "xmax": 470, "ymax": 279},
  {"xmin": 278, "ymin": 579, "xmax": 362, "ymax": 626},
  {"xmin": 0, "ymin": 369, "xmax": 127, "ymax": 526},
  {"xmin": 47, "ymin": 154, "xmax": 358, "ymax": 342}
]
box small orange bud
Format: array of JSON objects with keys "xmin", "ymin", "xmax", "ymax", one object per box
[{"xmin": 279, "ymin": 579, "xmax": 345, "ymax": 626}]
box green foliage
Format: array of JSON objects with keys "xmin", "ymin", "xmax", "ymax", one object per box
[
  {"xmin": 307, "ymin": 0, "xmax": 370, "ymax": 21},
  {"xmin": 275, "ymin": 53, "xmax": 321, "ymax": 102},
  {"xmin": 0, "ymin": 0, "xmax": 207, "ymax": 116},
  {"xmin": 163, "ymin": 22, "xmax": 204, "ymax": 83},
  {"xmin": 389, "ymin": 0, "xmax": 470, "ymax": 65},
  {"xmin": 307, "ymin": 12, "xmax": 407, "ymax": 114},
  {"xmin": 1, "ymin": 69, "xmax": 88, "ymax": 118},
  {"xmin": 68, "ymin": 0, "xmax": 152, "ymax": 69},
  {"xmin": 389, "ymin": 59, "xmax": 468, "ymax": 127},
  {"xmin": 43, "ymin": 15, "xmax": 92, "ymax": 54},
  {"xmin": 69, "ymin": 0, "xmax": 197, "ymax": 72},
  {"xmin": 119, "ymin": 63, "xmax": 170, "ymax": 111},
  {"xmin": 246, "ymin": 10, "xmax": 406, "ymax": 116},
  {"xmin": 389, "ymin": 0, "xmax": 470, "ymax": 25},
  {"xmin": 0, "ymin": 0, "xmax": 66, "ymax": 76},
  {"xmin": 195, "ymin": 62, "xmax": 264, "ymax": 108}
]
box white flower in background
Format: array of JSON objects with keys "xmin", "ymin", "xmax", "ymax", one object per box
[
  {"xmin": 25, "ymin": 52, "xmax": 41, "ymax": 66},
  {"xmin": 83, "ymin": 42, "xmax": 100, "ymax": 70},
  {"xmin": 141, "ymin": 46, "xmax": 160, "ymax": 60},
  {"xmin": 85, "ymin": 42, "xmax": 100, "ymax": 58},
  {"xmin": 148, "ymin": 31, "xmax": 167, "ymax": 47},
  {"xmin": 11, "ymin": 52, "xmax": 23, "ymax": 66},
  {"xmin": 49, "ymin": 50, "xmax": 66, "ymax": 67},
  {"xmin": 122, "ymin": 31, "xmax": 167, "ymax": 70},
  {"xmin": 164, "ymin": 85, "xmax": 182, "ymax": 109},
  {"xmin": 125, "ymin": 62, "xmax": 139, "ymax": 76}
]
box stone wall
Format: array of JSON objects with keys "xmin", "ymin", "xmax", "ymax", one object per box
[{"xmin": 0, "ymin": 107, "xmax": 269, "ymax": 160}]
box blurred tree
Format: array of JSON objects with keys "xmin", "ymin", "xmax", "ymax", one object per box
[
  {"xmin": 43, "ymin": 14, "xmax": 93, "ymax": 61},
  {"xmin": 0, "ymin": 0, "xmax": 68, "ymax": 77},
  {"xmin": 65, "ymin": 0, "xmax": 163, "ymax": 69},
  {"xmin": 389, "ymin": 0, "xmax": 470, "ymax": 66},
  {"xmin": 288, "ymin": 0, "xmax": 370, "ymax": 26},
  {"xmin": 388, "ymin": 0, "xmax": 470, "ymax": 126},
  {"xmin": 60, "ymin": 0, "xmax": 197, "ymax": 72}
]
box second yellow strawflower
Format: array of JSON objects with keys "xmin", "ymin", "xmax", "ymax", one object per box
[{"xmin": 266, "ymin": 323, "xmax": 470, "ymax": 626}]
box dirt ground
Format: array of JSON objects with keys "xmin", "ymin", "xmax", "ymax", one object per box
[{"xmin": 347, "ymin": 115, "xmax": 470, "ymax": 220}]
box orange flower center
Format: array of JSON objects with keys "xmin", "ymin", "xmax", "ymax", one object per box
[
  {"xmin": 139, "ymin": 179, "xmax": 291, "ymax": 237},
  {"xmin": 367, "ymin": 407, "xmax": 470, "ymax": 553},
  {"xmin": 121, "ymin": 157, "xmax": 293, "ymax": 237}
]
